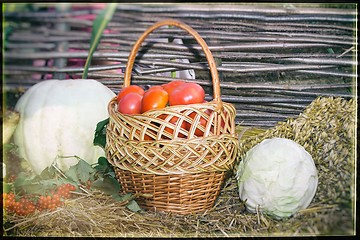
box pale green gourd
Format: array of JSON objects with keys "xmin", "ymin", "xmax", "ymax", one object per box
[{"xmin": 13, "ymin": 80, "xmax": 116, "ymax": 174}]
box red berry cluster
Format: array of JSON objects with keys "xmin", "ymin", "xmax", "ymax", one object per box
[
  {"xmin": 7, "ymin": 174, "xmax": 17, "ymax": 183},
  {"xmin": 3, "ymin": 183, "xmax": 76, "ymax": 216},
  {"xmin": 3, "ymin": 192, "xmax": 36, "ymax": 216},
  {"xmin": 36, "ymin": 183, "xmax": 76, "ymax": 210},
  {"xmin": 56, "ymin": 183, "xmax": 76, "ymax": 198}
]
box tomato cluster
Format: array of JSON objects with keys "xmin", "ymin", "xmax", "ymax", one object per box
[
  {"xmin": 116, "ymin": 81, "xmax": 217, "ymax": 139},
  {"xmin": 3, "ymin": 183, "xmax": 76, "ymax": 216},
  {"xmin": 116, "ymin": 81, "xmax": 205, "ymax": 114}
]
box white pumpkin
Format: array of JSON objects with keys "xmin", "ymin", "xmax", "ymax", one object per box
[{"xmin": 13, "ymin": 80, "xmax": 116, "ymax": 174}]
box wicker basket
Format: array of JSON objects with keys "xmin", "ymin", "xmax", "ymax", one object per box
[{"xmin": 105, "ymin": 19, "xmax": 238, "ymax": 214}]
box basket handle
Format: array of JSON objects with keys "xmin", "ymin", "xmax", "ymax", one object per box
[{"xmin": 123, "ymin": 19, "xmax": 221, "ymax": 103}]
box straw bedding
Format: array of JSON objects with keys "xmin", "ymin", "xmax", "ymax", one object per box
[{"xmin": 3, "ymin": 96, "xmax": 356, "ymax": 237}]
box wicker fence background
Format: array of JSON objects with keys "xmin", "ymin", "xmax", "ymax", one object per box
[{"xmin": 3, "ymin": 3, "xmax": 357, "ymax": 127}]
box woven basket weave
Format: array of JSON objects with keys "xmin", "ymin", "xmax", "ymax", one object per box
[{"xmin": 106, "ymin": 19, "xmax": 238, "ymax": 214}]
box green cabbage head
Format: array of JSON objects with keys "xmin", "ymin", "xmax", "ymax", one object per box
[{"xmin": 237, "ymin": 138, "xmax": 318, "ymax": 219}]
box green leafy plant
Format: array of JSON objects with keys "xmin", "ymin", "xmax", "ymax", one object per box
[
  {"xmin": 4, "ymin": 156, "xmax": 141, "ymax": 213},
  {"xmin": 82, "ymin": 3, "xmax": 117, "ymax": 79},
  {"xmin": 92, "ymin": 119, "xmax": 142, "ymax": 211},
  {"xmin": 93, "ymin": 118, "xmax": 109, "ymax": 149}
]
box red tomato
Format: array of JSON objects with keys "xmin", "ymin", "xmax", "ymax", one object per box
[
  {"xmin": 135, "ymin": 129, "xmax": 155, "ymax": 141},
  {"xmin": 161, "ymin": 114, "xmax": 187, "ymax": 139},
  {"xmin": 117, "ymin": 92, "xmax": 143, "ymax": 115},
  {"xmin": 162, "ymin": 80, "xmax": 185, "ymax": 96},
  {"xmin": 168, "ymin": 83, "xmax": 205, "ymax": 106},
  {"xmin": 141, "ymin": 88, "xmax": 169, "ymax": 113},
  {"xmin": 147, "ymin": 85, "xmax": 164, "ymax": 91},
  {"xmin": 117, "ymin": 85, "xmax": 144, "ymax": 102},
  {"xmin": 187, "ymin": 111, "xmax": 210, "ymax": 137},
  {"xmin": 204, "ymin": 110, "xmax": 228, "ymax": 135},
  {"xmin": 144, "ymin": 130, "xmax": 156, "ymax": 140}
]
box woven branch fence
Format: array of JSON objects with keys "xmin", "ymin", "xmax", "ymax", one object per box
[{"xmin": 3, "ymin": 3, "xmax": 357, "ymax": 127}]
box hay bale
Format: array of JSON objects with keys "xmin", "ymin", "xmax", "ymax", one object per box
[
  {"xmin": 235, "ymin": 96, "xmax": 356, "ymax": 234},
  {"xmin": 236, "ymin": 97, "xmax": 356, "ymax": 206}
]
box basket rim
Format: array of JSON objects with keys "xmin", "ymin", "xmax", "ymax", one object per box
[{"xmin": 108, "ymin": 97, "xmax": 234, "ymax": 118}]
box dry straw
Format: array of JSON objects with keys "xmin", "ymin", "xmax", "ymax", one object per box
[{"xmin": 105, "ymin": 19, "xmax": 238, "ymax": 214}]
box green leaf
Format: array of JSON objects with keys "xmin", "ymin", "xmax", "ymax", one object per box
[
  {"xmin": 12, "ymin": 170, "xmax": 74, "ymax": 195},
  {"xmin": 2, "ymin": 143, "xmax": 17, "ymax": 152},
  {"xmin": 64, "ymin": 165, "xmax": 79, "ymax": 183},
  {"xmin": 94, "ymin": 156, "xmax": 111, "ymax": 173},
  {"xmin": 126, "ymin": 200, "xmax": 142, "ymax": 212},
  {"xmin": 82, "ymin": 3, "xmax": 117, "ymax": 79},
  {"xmin": 3, "ymin": 182, "xmax": 12, "ymax": 194},
  {"xmin": 38, "ymin": 166, "xmax": 58, "ymax": 180},
  {"xmin": 13, "ymin": 172, "xmax": 34, "ymax": 189},
  {"xmin": 77, "ymin": 159, "xmax": 96, "ymax": 183},
  {"xmin": 95, "ymin": 118, "xmax": 109, "ymax": 133},
  {"xmin": 91, "ymin": 175, "xmax": 121, "ymax": 196},
  {"xmin": 65, "ymin": 159, "xmax": 96, "ymax": 184},
  {"xmin": 93, "ymin": 118, "xmax": 109, "ymax": 149},
  {"xmin": 97, "ymin": 157, "xmax": 116, "ymax": 178},
  {"xmin": 112, "ymin": 192, "xmax": 132, "ymax": 202},
  {"xmin": 106, "ymin": 171, "xmax": 116, "ymax": 179},
  {"xmin": 98, "ymin": 156, "xmax": 109, "ymax": 167},
  {"xmin": 15, "ymin": 180, "xmax": 59, "ymax": 195}
]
